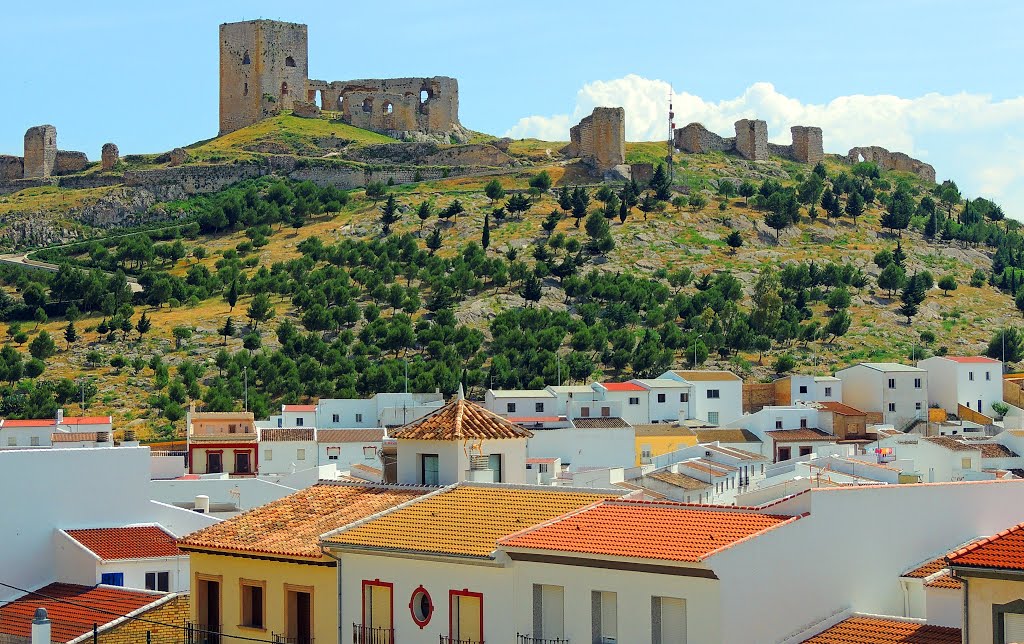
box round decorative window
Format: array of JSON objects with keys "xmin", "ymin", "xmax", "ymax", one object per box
[{"xmin": 409, "ymin": 586, "xmax": 433, "ymax": 628}]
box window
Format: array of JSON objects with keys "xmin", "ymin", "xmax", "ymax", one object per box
[
  {"xmin": 800, "ymin": 418, "xmax": 808, "ymax": 428},
  {"xmin": 652, "ymin": 596, "xmax": 686, "ymax": 644},
  {"xmin": 888, "ymin": 403, "xmax": 897, "ymax": 412},
  {"xmin": 628, "ymin": 397, "xmax": 640, "ymax": 405},
  {"xmin": 145, "ymin": 571, "xmax": 170, "ymax": 592},
  {"xmin": 593, "ymin": 591, "xmax": 617, "ymax": 642},
  {"xmin": 915, "ymin": 402, "xmax": 922, "ymax": 411},
  {"xmin": 888, "ymin": 378, "xmax": 896, "ymax": 389},
  {"xmin": 986, "ymin": 371, "xmax": 992, "ymax": 381},
  {"xmin": 507, "ymin": 402, "xmax": 517, "ymax": 413},
  {"xmin": 580, "ymin": 406, "xmax": 590, "ymax": 417},
  {"xmin": 969, "ymin": 372, "xmax": 975, "ymax": 382},
  {"xmin": 285, "ymin": 56, "xmax": 296, "ymax": 67},
  {"xmin": 332, "ymin": 413, "xmax": 340, "ymax": 423},
  {"xmin": 327, "ymin": 447, "xmax": 340, "ymax": 461},
  {"xmin": 450, "ymin": 590, "xmax": 483, "ymax": 642},
  {"xmin": 264, "ymin": 449, "xmax": 273, "ymax": 461},
  {"xmin": 383, "ymin": 101, "xmax": 394, "ymax": 114},
  {"xmin": 410, "ymin": 586, "xmax": 433, "ymax": 628},
  {"xmin": 100, "ymin": 572, "xmax": 124, "ymax": 586},
  {"xmin": 29, "ymin": 436, "xmax": 39, "ymax": 446},
  {"xmin": 707, "ymin": 389, "xmax": 720, "ymax": 399},
  {"xmin": 914, "ymin": 378, "xmax": 922, "ymax": 389},
  {"xmin": 6, "ymin": 437, "xmax": 14, "ymax": 446},
  {"xmin": 207, "ymin": 452, "xmax": 223, "ymax": 474},
  {"xmin": 362, "ymin": 580, "xmax": 393, "ymax": 631},
  {"xmin": 601, "ymin": 407, "xmax": 611, "ymax": 417},
  {"xmin": 533, "ymin": 584, "xmax": 564, "ymax": 639},
  {"xmin": 421, "ymin": 454, "xmax": 439, "ymax": 485},
  {"xmin": 195, "ymin": 575, "xmax": 221, "ymax": 636},
  {"xmin": 775, "ymin": 419, "xmax": 783, "ymax": 429},
  {"xmin": 657, "ymin": 393, "xmax": 666, "ymax": 403},
  {"xmin": 824, "ymin": 386, "xmax": 832, "ymax": 397},
  {"xmin": 997, "ymin": 604, "xmax": 1024, "ymax": 643},
  {"xmin": 535, "ymin": 402, "xmax": 545, "ymax": 413},
  {"xmin": 362, "ymin": 97, "xmax": 373, "ymax": 113},
  {"xmin": 680, "ymin": 392, "xmax": 689, "ymax": 402},
  {"xmin": 240, "ymin": 580, "xmax": 265, "ymax": 629},
  {"xmin": 778, "ymin": 446, "xmax": 791, "ymax": 462},
  {"xmin": 296, "ymin": 417, "xmax": 304, "ymax": 426},
  {"xmin": 798, "ymin": 385, "xmax": 808, "ymax": 394},
  {"xmin": 277, "ymin": 418, "xmax": 283, "ymax": 428},
  {"xmin": 355, "ymin": 413, "xmax": 363, "ymax": 423},
  {"xmin": 296, "ymin": 448, "xmax": 305, "ymax": 461},
  {"xmin": 962, "ymin": 457, "xmax": 972, "ymax": 469},
  {"xmin": 641, "ymin": 445, "xmax": 652, "ymax": 459},
  {"xmin": 708, "ymin": 411, "xmax": 719, "ymax": 426},
  {"xmin": 242, "ymin": 51, "xmax": 250, "ymax": 65},
  {"xmin": 229, "ymin": 424, "xmax": 237, "ymax": 434},
  {"xmin": 800, "ymin": 446, "xmax": 813, "ymax": 457},
  {"xmin": 488, "ymin": 454, "xmax": 503, "ymax": 482},
  {"xmin": 538, "ymin": 463, "xmax": 549, "ymax": 474}
]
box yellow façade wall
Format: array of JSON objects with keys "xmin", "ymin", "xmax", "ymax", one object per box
[
  {"xmin": 963, "ymin": 575, "xmax": 1024, "ymax": 644},
  {"xmin": 634, "ymin": 434, "xmax": 699, "ymax": 466},
  {"xmin": 188, "ymin": 550, "xmax": 337, "ymax": 643}
]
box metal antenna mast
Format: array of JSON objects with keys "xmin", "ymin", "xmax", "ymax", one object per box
[{"xmin": 668, "ymin": 88, "xmax": 676, "ymax": 182}]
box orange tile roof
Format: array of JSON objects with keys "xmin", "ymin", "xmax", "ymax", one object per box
[
  {"xmin": 923, "ymin": 436, "xmax": 980, "ymax": 453},
  {"xmin": 647, "ymin": 471, "xmax": 710, "ymax": 491},
  {"xmin": 283, "ymin": 404, "xmax": 317, "ymax": 412},
  {"xmin": 499, "ymin": 499, "xmax": 796, "ymax": 562},
  {"xmin": 977, "ymin": 443, "xmax": 1016, "ymax": 458},
  {"xmin": 693, "ymin": 428, "xmax": 761, "ymax": 444},
  {"xmin": 766, "ymin": 428, "xmax": 836, "ymax": 442},
  {"xmin": 390, "ymin": 396, "xmax": 533, "ymax": 441},
  {"xmin": 3, "ymin": 416, "xmax": 111, "ymax": 428},
  {"xmin": 349, "ymin": 463, "xmax": 382, "ymax": 480},
  {"xmin": 925, "ymin": 572, "xmax": 962, "ymax": 589},
  {"xmin": 816, "ymin": 401, "xmax": 867, "ymax": 416},
  {"xmin": 942, "ymin": 356, "xmax": 1000, "ymax": 364},
  {"xmin": 317, "ymin": 429, "xmax": 385, "ymax": 443},
  {"xmin": 572, "ymin": 417, "xmax": 630, "ymax": 429},
  {"xmin": 948, "ymin": 522, "xmax": 1024, "ymax": 570},
  {"xmin": 64, "ymin": 526, "xmax": 181, "ymax": 560},
  {"xmin": 0, "ymin": 583, "xmax": 168, "ymax": 643},
  {"xmin": 671, "ymin": 370, "xmax": 741, "ymax": 381},
  {"xmin": 633, "ymin": 423, "xmax": 697, "ymax": 437},
  {"xmin": 51, "ymin": 432, "xmax": 99, "ymax": 443},
  {"xmin": 803, "ymin": 616, "xmax": 961, "ymax": 643},
  {"xmin": 178, "ymin": 483, "xmax": 427, "ymax": 560},
  {"xmin": 324, "ymin": 484, "xmax": 616, "ymax": 558},
  {"xmin": 260, "ymin": 428, "xmax": 315, "ymax": 441},
  {"xmin": 599, "ymin": 382, "xmax": 645, "ymax": 392},
  {"xmin": 903, "ymin": 556, "xmax": 947, "ymax": 579}
]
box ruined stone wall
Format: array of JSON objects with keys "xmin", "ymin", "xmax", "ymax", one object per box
[
  {"xmin": 790, "ymin": 126, "xmax": 823, "ymax": 164},
  {"xmin": 674, "ymin": 123, "xmax": 733, "ymax": 154},
  {"xmin": 101, "ymin": 143, "xmax": 119, "ymax": 171},
  {"xmin": 219, "ymin": 20, "xmax": 309, "ymax": 135},
  {"xmin": 565, "ymin": 107, "xmax": 625, "ymax": 173},
  {"xmin": 0, "ymin": 155, "xmax": 23, "ymax": 180},
  {"xmin": 734, "ymin": 119, "xmax": 768, "ymax": 161},
  {"xmin": 847, "ymin": 146, "xmax": 936, "ymax": 182},
  {"xmin": 54, "ymin": 150, "xmax": 89, "ymax": 175},
  {"xmin": 23, "ymin": 124, "xmax": 57, "ymax": 179},
  {"xmin": 309, "ymin": 76, "xmax": 461, "ymax": 137}
]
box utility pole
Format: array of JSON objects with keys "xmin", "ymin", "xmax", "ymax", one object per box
[{"xmin": 243, "ymin": 366, "xmax": 248, "ymax": 413}]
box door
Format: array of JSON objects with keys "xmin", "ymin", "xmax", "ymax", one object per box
[
  {"xmin": 207, "ymin": 452, "xmax": 222, "ymax": 474},
  {"xmin": 534, "ymin": 585, "xmax": 563, "ymax": 639},
  {"xmin": 363, "ymin": 582, "xmax": 393, "ymax": 630},
  {"xmin": 979, "ymin": 399, "xmax": 984, "ymax": 412},
  {"xmin": 199, "ymin": 580, "xmax": 221, "ymax": 644},
  {"xmin": 296, "ymin": 592, "xmax": 311, "ymax": 644},
  {"xmin": 488, "ymin": 454, "xmax": 502, "ymax": 483},
  {"xmin": 451, "ymin": 592, "xmax": 482, "ymax": 642},
  {"xmin": 421, "ymin": 454, "xmax": 439, "ymax": 485},
  {"xmin": 654, "ymin": 597, "xmax": 686, "ymax": 644},
  {"xmin": 235, "ymin": 451, "xmax": 251, "ymax": 474},
  {"xmin": 1004, "ymin": 612, "xmax": 1024, "ymax": 643}
]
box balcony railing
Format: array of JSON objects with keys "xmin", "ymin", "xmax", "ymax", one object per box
[
  {"xmin": 517, "ymin": 635, "xmax": 569, "ymax": 644},
  {"xmin": 273, "ymin": 635, "xmax": 314, "ymax": 644},
  {"xmin": 353, "ymin": 623, "xmax": 395, "ymax": 644},
  {"xmin": 440, "ymin": 636, "xmax": 484, "ymax": 644},
  {"xmin": 184, "ymin": 622, "xmax": 220, "ymax": 644}
]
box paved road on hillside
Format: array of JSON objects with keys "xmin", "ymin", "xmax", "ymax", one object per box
[{"xmin": 0, "ymin": 252, "xmax": 144, "ymax": 293}]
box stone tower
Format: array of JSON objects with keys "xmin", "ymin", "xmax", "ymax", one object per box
[
  {"xmin": 790, "ymin": 126, "xmax": 824, "ymax": 165},
  {"xmin": 219, "ymin": 20, "xmax": 309, "ymax": 135},
  {"xmin": 23, "ymin": 125, "xmax": 57, "ymax": 179},
  {"xmin": 734, "ymin": 119, "xmax": 768, "ymax": 161}
]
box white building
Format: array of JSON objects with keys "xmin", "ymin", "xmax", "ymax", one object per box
[
  {"xmin": 918, "ymin": 355, "xmax": 1003, "ymax": 418},
  {"xmin": 258, "ymin": 427, "xmax": 317, "ymax": 475},
  {"xmin": 55, "ymin": 525, "xmax": 189, "ymax": 592},
  {"xmin": 777, "ymin": 374, "xmax": 843, "ymax": 404},
  {"xmin": 863, "ymin": 433, "xmax": 1022, "ymax": 483},
  {"xmin": 659, "ymin": 369, "xmax": 744, "ymax": 426},
  {"xmin": 0, "ymin": 412, "xmax": 113, "ymax": 449},
  {"xmin": 317, "ymin": 428, "xmax": 385, "ymax": 471},
  {"xmin": 836, "ymin": 362, "xmax": 928, "ymax": 428},
  {"xmin": 524, "ymin": 417, "xmax": 635, "ymax": 470},
  {"xmin": 270, "ymin": 393, "xmax": 445, "ymax": 429},
  {"xmin": 485, "ymin": 389, "xmax": 558, "ymax": 419}
]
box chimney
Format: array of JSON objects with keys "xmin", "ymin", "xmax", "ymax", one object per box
[
  {"xmin": 56, "ymin": 408, "xmax": 63, "ymax": 425},
  {"xmin": 31, "ymin": 607, "xmax": 50, "ymax": 644}
]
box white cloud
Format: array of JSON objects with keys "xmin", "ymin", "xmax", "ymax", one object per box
[{"xmin": 505, "ymin": 76, "xmax": 1024, "ymax": 217}]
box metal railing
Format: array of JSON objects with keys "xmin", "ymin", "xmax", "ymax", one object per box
[
  {"xmin": 440, "ymin": 637, "xmax": 484, "ymax": 644},
  {"xmin": 517, "ymin": 635, "xmax": 569, "ymax": 644},
  {"xmin": 353, "ymin": 623, "xmax": 395, "ymax": 644},
  {"xmin": 184, "ymin": 622, "xmax": 220, "ymax": 644},
  {"xmin": 273, "ymin": 634, "xmax": 314, "ymax": 644}
]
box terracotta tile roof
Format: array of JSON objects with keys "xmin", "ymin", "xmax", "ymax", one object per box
[
  {"xmin": 647, "ymin": 471, "xmax": 710, "ymax": 491},
  {"xmin": 925, "ymin": 572, "xmax": 962, "ymax": 589},
  {"xmin": 0, "ymin": 583, "xmax": 168, "ymax": 644},
  {"xmin": 671, "ymin": 370, "xmax": 741, "ymax": 381},
  {"xmin": 923, "ymin": 436, "xmax": 980, "ymax": 452},
  {"xmin": 816, "ymin": 401, "xmax": 866, "ymax": 416},
  {"xmin": 3, "ymin": 416, "xmax": 111, "ymax": 428},
  {"xmin": 64, "ymin": 526, "xmax": 181, "ymax": 560},
  {"xmin": 948, "ymin": 522, "xmax": 1024, "ymax": 570},
  {"xmin": 803, "ymin": 616, "xmax": 961, "ymax": 643},
  {"xmin": 390, "ymin": 396, "xmax": 533, "ymax": 440},
  {"xmin": 498, "ymin": 499, "xmax": 796, "ymax": 562},
  {"xmin": 693, "ymin": 428, "xmax": 761, "ymax": 444},
  {"xmin": 508, "ymin": 416, "xmax": 563, "ymax": 423},
  {"xmin": 317, "ymin": 429, "xmax": 385, "ymax": 443},
  {"xmin": 178, "ymin": 483, "xmax": 427, "ymax": 559},
  {"xmin": 765, "ymin": 428, "xmax": 836, "ymax": 442},
  {"xmin": 598, "ymin": 382, "xmax": 645, "ymax": 392},
  {"xmin": 349, "ymin": 463, "xmax": 382, "ymax": 480},
  {"xmin": 283, "ymin": 404, "xmax": 317, "ymax": 412},
  {"xmin": 679, "ymin": 459, "xmax": 736, "ymax": 477},
  {"xmin": 572, "ymin": 417, "xmax": 630, "ymax": 429},
  {"xmin": 903, "ymin": 556, "xmax": 947, "ymax": 579},
  {"xmin": 260, "ymin": 428, "xmax": 315, "ymax": 441},
  {"xmin": 941, "ymin": 356, "xmax": 1001, "ymax": 364},
  {"xmin": 51, "ymin": 432, "xmax": 99, "ymax": 442},
  {"xmin": 613, "ymin": 481, "xmax": 669, "ymax": 500},
  {"xmin": 526, "ymin": 457, "xmax": 559, "ymax": 464},
  {"xmin": 324, "ymin": 484, "xmax": 616, "ymax": 558},
  {"xmin": 633, "ymin": 423, "xmax": 697, "ymax": 437},
  {"xmin": 705, "ymin": 445, "xmax": 765, "ymax": 460},
  {"xmin": 977, "ymin": 443, "xmax": 1016, "ymax": 458}
]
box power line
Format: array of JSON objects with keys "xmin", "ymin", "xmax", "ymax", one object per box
[{"xmin": 0, "ymin": 581, "xmax": 281, "ymax": 643}]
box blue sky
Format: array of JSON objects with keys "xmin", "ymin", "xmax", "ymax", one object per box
[{"xmin": 3, "ymin": 1, "xmax": 1022, "ymax": 213}]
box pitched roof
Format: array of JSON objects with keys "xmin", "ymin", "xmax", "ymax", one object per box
[
  {"xmin": 178, "ymin": 483, "xmax": 427, "ymax": 559},
  {"xmin": 977, "ymin": 443, "xmax": 1016, "ymax": 458},
  {"xmin": 633, "ymin": 379, "xmax": 690, "ymax": 389},
  {"xmin": 572, "ymin": 417, "xmax": 630, "ymax": 429},
  {"xmin": 508, "ymin": 416, "xmax": 562, "ymax": 423},
  {"xmin": 647, "ymin": 471, "xmax": 710, "ymax": 491},
  {"xmin": 922, "ymin": 436, "xmax": 981, "ymax": 453},
  {"xmin": 693, "ymin": 428, "xmax": 761, "ymax": 444},
  {"xmin": 765, "ymin": 428, "xmax": 836, "ymax": 442},
  {"xmin": 389, "ymin": 396, "xmax": 533, "ymax": 440},
  {"xmin": 317, "ymin": 429, "xmax": 385, "ymax": 443},
  {"xmin": 670, "ymin": 370, "xmax": 741, "ymax": 381},
  {"xmin": 941, "ymin": 356, "xmax": 1001, "ymax": 364},
  {"xmin": 705, "ymin": 445, "xmax": 766, "ymax": 461},
  {"xmin": 498, "ymin": 499, "xmax": 796, "ymax": 562},
  {"xmin": 851, "ymin": 362, "xmax": 926, "ymax": 373},
  {"xmin": 51, "ymin": 432, "xmax": 99, "ymax": 443},
  {"xmin": 349, "ymin": 463, "xmax": 383, "ymax": 480},
  {"xmin": 815, "ymin": 401, "xmax": 866, "ymax": 416},
  {"xmin": 903, "ymin": 556, "xmax": 947, "ymax": 579},
  {"xmin": 260, "ymin": 428, "xmax": 315, "ymax": 442},
  {"xmin": 323, "ymin": 484, "xmax": 616, "ymax": 558},
  {"xmin": 925, "ymin": 572, "xmax": 962, "ymax": 589},
  {"xmin": 679, "ymin": 459, "xmax": 737, "ymax": 476},
  {"xmin": 282, "ymin": 404, "xmax": 317, "ymax": 412},
  {"xmin": 598, "ymin": 382, "xmax": 645, "ymax": 392},
  {"xmin": 802, "ymin": 616, "xmax": 961, "ymax": 643},
  {"xmin": 0, "ymin": 583, "xmax": 169, "ymax": 644},
  {"xmin": 64, "ymin": 526, "xmax": 181, "ymax": 560},
  {"xmin": 487, "ymin": 389, "xmax": 556, "ymax": 398},
  {"xmin": 3, "ymin": 416, "xmax": 111, "ymax": 428},
  {"xmin": 633, "ymin": 423, "xmax": 697, "ymax": 437},
  {"xmin": 948, "ymin": 522, "xmax": 1024, "ymax": 571}
]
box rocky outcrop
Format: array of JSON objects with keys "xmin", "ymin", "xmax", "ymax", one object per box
[
  {"xmin": 168, "ymin": 148, "xmax": 189, "ymax": 167},
  {"xmin": 291, "ymin": 100, "xmax": 321, "ymax": 119}
]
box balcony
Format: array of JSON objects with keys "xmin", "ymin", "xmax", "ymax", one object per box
[
  {"xmin": 184, "ymin": 623, "xmax": 220, "ymax": 644},
  {"xmin": 440, "ymin": 637, "xmax": 485, "ymax": 644},
  {"xmin": 517, "ymin": 636, "xmax": 570, "ymax": 644},
  {"xmin": 353, "ymin": 623, "xmax": 395, "ymax": 644},
  {"xmin": 274, "ymin": 634, "xmax": 314, "ymax": 644}
]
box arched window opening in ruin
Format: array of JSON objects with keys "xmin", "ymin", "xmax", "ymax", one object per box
[
  {"xmin": 285, "ymin": 56, "xmax": 296, "ymax": 67},
  {"xmin": 383, "ymin": 101, "xmax": 393, "ymax": 115},
  {"xmin": 362, "ymin": 98, "xmax": 373, "ymax": 113},
  {"xmin": 314, "ymin": 90, "xmax": 323, "ymax": 109},
  {"xmin": 242, "ymin": 51, "xmax": 250, "ymax": 65},
  {"xmin": 858, "ymin": 153, "xmax": 866, "ymax": 163},
  {"xmin": 338, "ymin": 95, "xmax": 345, "ymax": 112},
  {"xmin": 420, "ymin": 89, "xmax": 430, "ymax": 104},
  {"xmin": 281, "ymin": 82, "xmax": 289, "ymax": 96}
]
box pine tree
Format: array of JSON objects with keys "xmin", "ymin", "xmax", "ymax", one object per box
[
  {"xmin": 64, "ymin": 321, "xmax": 77, "ymax": 350},
  {"xmin": 426, "ymin": 228, "xmax": 443, "ymax": 254},
  {"xmin": 221, "ymin": 316, "xmax": 235, "ymax": 346},
  {"xmin": 416, "ymin": 200, "xmax": 432, "ymax": 235},
  {"xmin": 726, "ymin": 230, "xmax": 743, "ymax": 253},
  {"xmin": 380, "ymin": 194, "xmax": 400, "ymax": 235},
  {"xmin": 136, "ymin": 311, "xmax": 151, "ymax": 339},
  {"xmin": 482, "ymin": 212, "xmax": 490, "ymax": 251},
  {"xmin": 225, "ymin": 279, "xmax": 239, "ymax": 311},
  {"xmin": 845, "ymin": 191, "xmax": 865, "ymax": 224},
  {"xmin": 924, "ymin": 209, "xmax": 938, "ymax": 239}
]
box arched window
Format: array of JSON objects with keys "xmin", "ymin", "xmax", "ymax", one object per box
[
  {"xmin": 362, "ymin": 98, "xmax": 373, "ymax": 113},
  {"xmin": 281, "ymin": 82, "xmax": 289, "ymax": 96},
  {"xmin": 383, "ymin": 102, "xmax": 393, "ymax": 115},
  {"xmin": 242, "ymin": 51, "xmax": 250, "ymax": 65},
  {"xmin": 285, "ymin": 56, "xmax": 296, "ymax": 67},
  {"xmin": 338, "ymin": 95, "xmax": 345, "ymax": 112}
]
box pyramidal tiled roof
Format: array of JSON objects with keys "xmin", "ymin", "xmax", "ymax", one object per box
[{"xmin": 390, "ymin": 392, "xmax": 534, "ymax": 441}]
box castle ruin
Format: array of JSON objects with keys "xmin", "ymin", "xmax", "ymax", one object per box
[
  {"xmin": 735, "ymin": 119, "xmax": 768, "ymax": 161},
  {"xmin": 219, "ymin": 20, "xmax": 464, "ymax": 142},
  {"xmin": 846, "ymin": 146, "xmax": 935, "ymax": 183},
  {"xmin": 562, "ymin": 107, "xmax": 626, "ymax": 174},
  {"xmin": 23, "ymin": 125, "xmax": 57, "ymax": 179}
]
